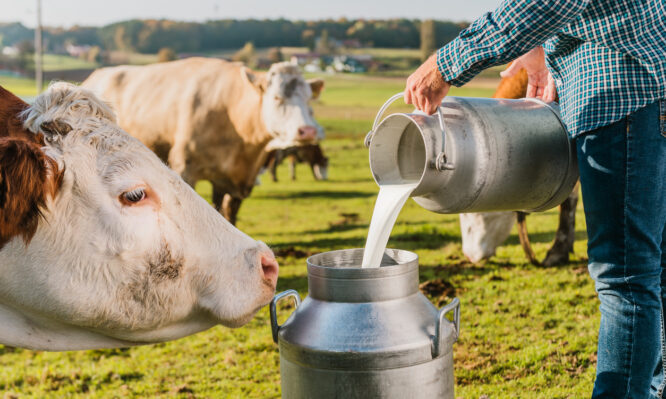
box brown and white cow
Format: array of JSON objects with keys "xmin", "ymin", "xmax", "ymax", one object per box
[
  {"xmin": 262, "ymin": 143, "xmax": 329, "ymax": 182},
  {"xmin": 460, "ymin": 66, "xmax": 578, "ymax": 266},
  {"xmin": 82, "ymin": 58, "xmax": 324, "ymax": 225},
  {"xmin": 0, "ymin": 82, "xmax": 279, "ymax": 351}
]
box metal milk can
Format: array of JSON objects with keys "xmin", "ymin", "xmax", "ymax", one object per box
[
  {"xmin": 365, "ymin": 93, "xmax": 579, "ymax": 213},
  {"xmin": 270, "ymin": 248, "xmax": 460, "ymax": 399}
]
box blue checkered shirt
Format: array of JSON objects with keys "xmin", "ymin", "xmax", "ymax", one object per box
[{"xmin": 436, "ymin": 0, "xmax": 666, "ymax": 137}]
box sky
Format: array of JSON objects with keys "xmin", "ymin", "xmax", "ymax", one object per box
[{"xmin": 1, "ymin": 0, "xmax": 501, "ymax": 28}]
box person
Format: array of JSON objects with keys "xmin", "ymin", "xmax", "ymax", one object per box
[{"xmin": 404, "ymin": 1, "xmax": 665, "ymax": 397}]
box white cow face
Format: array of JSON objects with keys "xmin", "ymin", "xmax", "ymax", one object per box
[
  {"xmin": 0, "ymin": 83, "xmax": 278, "ymax": 350},
  {"xmin": 459, "ymin": 212, "xmax": 516, "ymax": 263},
  {"xmin": 244, "ymin": 62, "xmax": 324, "ymax": 147}
]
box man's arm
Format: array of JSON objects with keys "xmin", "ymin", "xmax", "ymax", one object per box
[
  {"xmin": 438, "ymin": 0, "xmax": 589, "ymax": 85},
  {"xmin": 406, "ymin": 0, "xmax": 589, "ymax": 113}
]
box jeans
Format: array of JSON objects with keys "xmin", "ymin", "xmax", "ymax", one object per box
[{"xmin": 577, "ymin": 100, "xmax": 666, "ymax": 398}]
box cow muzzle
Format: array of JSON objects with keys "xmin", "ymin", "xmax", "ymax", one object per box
[{"xmin": 297, "ymin": 126, "xmax": 317, "ymax": 142}]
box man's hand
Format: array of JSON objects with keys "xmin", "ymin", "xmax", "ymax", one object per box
[
  {"xmin": 500, "ymin": 46, "xmax": 557, "ymax": 102},
  {"xmin": 405, "ymin": 54, "xmax": 451, "ymax": 115}
]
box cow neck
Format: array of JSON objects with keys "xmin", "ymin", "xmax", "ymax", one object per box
[{"xmin": 226, "ymin": 85, "xmax": 272, "ymax": 148}]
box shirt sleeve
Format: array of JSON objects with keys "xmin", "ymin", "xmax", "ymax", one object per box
[{"xmin": 437, "ymin": 0, "xmax": 590, "ymax": 86}]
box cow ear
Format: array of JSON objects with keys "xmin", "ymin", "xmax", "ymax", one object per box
[
  {"xmin": 0, "ymin": 137, "xmax": 60, "ymax": 249},
  {"xmin": 241, "ymin": 66, "xmax": 267, "ymax": 93},
  {"xmin": 307, "ymin": 79, "xmax": 325, "ymax": 100},
  {"xmin": 39, "ymin": 120, "xmax": 72, "ymax": 138}
]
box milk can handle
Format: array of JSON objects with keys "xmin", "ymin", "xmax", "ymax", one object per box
[
  {"xmin": 270, "ymin": 289, "xmax": 301, "ymax": 344},
  {"xmin": 366, "ymin": 92, "xmax": 445, "ymax": 147},
  {"xmin": 432, "ymin": 297, "xmax": 460, "ymax": 358}
]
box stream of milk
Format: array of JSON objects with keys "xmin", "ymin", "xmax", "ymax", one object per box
[{"xmin": 360, "ymin": 183, "xmax": 418, "ymax": 268}]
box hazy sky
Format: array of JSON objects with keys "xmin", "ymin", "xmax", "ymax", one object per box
[{"xmin": 2, "ymin": 0, "xmax": 502, "ymax": 28}]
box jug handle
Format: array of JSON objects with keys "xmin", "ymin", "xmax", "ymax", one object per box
[
  {"xmin": 365, "ymin": 92, "xmax": 445, "ymax": 148},
  {"xmin": 270, "ymin": 289, "xmax": 301, "ymax": 344},
  {"xmin": 432, "ymin": 297, "xmax": 460, "ymax": 358}
]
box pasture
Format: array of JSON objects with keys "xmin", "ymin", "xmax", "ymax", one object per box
[{"xmin": 0, "ymin": 73, "xmax": 598, "ymax": 398}]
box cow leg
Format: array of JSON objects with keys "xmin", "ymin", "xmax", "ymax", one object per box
[
  {"xmin": 516, "ymin": 211, "xmax": 540, "ymax": 266},
  {"xmin": 212, "ymin": 183, "xmax": 226, "ymax": 213},
  {"xmin": 268, "ymin": 153, "xmax": 279, "ymax": 182},
  {"xmin": 222, "ymin": 194, "xmax": 243, "ymax": 226},
  {"xmin": 289, "ymin": 155, "xmax": 297, "ymax": 181},
  {"xmin": 542, "ymin": 183, "xmax": 580, "ymax": 266}
]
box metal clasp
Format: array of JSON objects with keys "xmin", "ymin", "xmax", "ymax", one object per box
[
  {"xmin": 431, "ymin": 297, "xmax": 460, "ymax": 358},
  {"xmin": 269, "ymin": 289, "xmax": 301, "ymax": 344}
]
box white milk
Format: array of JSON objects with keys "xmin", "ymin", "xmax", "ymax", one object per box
[{"xmin": 361, "ymin": 183, "xmax": 418, "ymax": 268}]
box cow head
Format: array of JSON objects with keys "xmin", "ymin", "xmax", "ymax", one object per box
[
  {"xmin": 0, "ymin": 83, "xmax": 278, "ymax": 350},
  {"xmin": 242, "ymin": 62, "xmax": 324, "ymax": 147}
]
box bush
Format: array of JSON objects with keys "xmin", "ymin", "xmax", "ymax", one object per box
[{"xmin": 157, "ymin": 47, "xmax": 176, "ymax": 63}]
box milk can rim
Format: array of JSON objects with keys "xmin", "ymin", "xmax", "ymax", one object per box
[{"xmin": 306, "ymin": 248, "xmax": 418, "ymax": 278}]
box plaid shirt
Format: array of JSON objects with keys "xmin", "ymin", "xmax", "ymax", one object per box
[{"xmin": 436, "ymin": 0, "xmax": 666, "ymax": 137}]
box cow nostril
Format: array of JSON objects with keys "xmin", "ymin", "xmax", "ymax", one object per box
[
  {"xmin": 260, "ymin": 254, "xmax": 279, "ymax": 286},
  {"xmin": 298, "ymin": 126, "xmax": 317, "ymax": 140}
]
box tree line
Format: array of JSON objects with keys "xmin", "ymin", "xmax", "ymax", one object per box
[{"xmin": 0, "ymin": 19, "xmax": 466, "ymax": 54}]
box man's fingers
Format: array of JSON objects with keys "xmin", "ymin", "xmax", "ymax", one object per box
[
  {"xmin": 526, "ymin": 82, "xmax": 537, "ymax": 98},
  {"xmin": 428, "ymin": 101, "xmax": 439, "ymax": 115},
  {"xmin": 423, "ymin": 99, "xmax": 432, "ymax": 114},
  {"xmin": 535, "ymin": 85, "xmax": 544, "ymax": 99},
  {"xmin": 414, "ymin": 93, "xmax": 423, "ymax": 111},
  {"xmin": 500, "ymin": 62, "xmax": 521, "ymax": 79},
  {"xmin": 543, "ymin": 74, "xmax": 557, "ymax": 102},
  {"xmin": 404, "ymin": 89, "xmax": 413, "ymax": 105}
]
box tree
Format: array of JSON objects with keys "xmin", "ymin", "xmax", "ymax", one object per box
[
  {"xmin": 316, "ymin": 29, "xmax": 333, "ymax": 55},
  {"xmin": 86, "ymin": 45, "xmax": 101, "ymax": 63},
  {"xmin": 157, "ymin": 47, "xmax": 176, "ymax": 62},
  {"xmin": 16, "ymin": 39, "xmax": 34, "ymax": 72},
  {"xmin": 302, "ymin": 29, "xmax": 316, "ymax": 51},
  {"xmin": 232, "ymin": 41, "xmax": 256, "ymax": 67},
  {"xmin": 420, "ymin": 19, "xmax": 436, "ymax": 61},
  {"xmin": 267, "ymin": 47, "xmax": 283, "ymax": 63}
]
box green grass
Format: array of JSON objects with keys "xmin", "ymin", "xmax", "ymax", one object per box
[
  {"xmin": 0, "ymin": 69, "xmax": 598, "ymax": 398},
  {"xmin": 41, "ymin": 54, "xmax": 99, "ymax": 72}
]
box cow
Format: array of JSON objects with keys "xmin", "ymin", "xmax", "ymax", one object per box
[
  {"xmin": 82, "ymin": 58, "xmax": 325, "ymax": 225},
  {"xmin": 460, "ymin": 67, "xmax": 579, "ymax": 266},
  {"xmin": 262, "ymin": 143, "xmax": 329, "ymax": 182},
  {"xmin": 0, "ymin": 82, "xmax": 279, "ymax": 351}
]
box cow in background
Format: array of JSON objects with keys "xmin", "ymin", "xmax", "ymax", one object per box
[
  {"xmin": 460, "ymin": 67, "xmax": 579, "ymax": 266},
  {"xmin": 83, "ymin": 59, "xmax": 325, "ymax": 225},
  {"xmin": 0, "ymin": 83, "xmax": 279, "ymax": 350},
  {"xmin": 262, "ymin": 143, "xmax": 329, "ymax": 182}
]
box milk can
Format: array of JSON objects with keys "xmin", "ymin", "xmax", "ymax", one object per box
[
  {"xmin": 270, "ymin": 248, "xmax": 460, "ymax": 399},
  {"xmin": 365, "ymin": 93, "xmax": 579, "ymax": 213}
]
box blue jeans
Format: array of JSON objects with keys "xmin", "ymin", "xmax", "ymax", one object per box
[{"xmin": 578, "ymin": 100, "xmax": 666, "ymax": 398}]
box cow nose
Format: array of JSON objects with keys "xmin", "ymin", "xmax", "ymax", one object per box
[
  {"xmin": 297, "ymin": 126, "xmax": 317, "ymax": 141},
  {"xmin": 260, "ymin": 253, "xmax": 279, "ymax": 288}
]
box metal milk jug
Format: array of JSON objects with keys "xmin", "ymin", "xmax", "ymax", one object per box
[
  {"xmin": 365, "ymin": 93, "xmax": 579, "ymax": 213},
  {"xmin": 270, "ymin": 249, "xmax": 460, "ymax": 399}
]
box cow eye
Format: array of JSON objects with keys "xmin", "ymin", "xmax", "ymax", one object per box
[{"xmin": 121, "ymin": 187, "xmax": 146, "ymax": 205}]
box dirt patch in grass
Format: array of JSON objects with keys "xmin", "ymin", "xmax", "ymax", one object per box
[
  {"xmin": 419, "ymin": 278, "xmax": 456, "ymax": 306},
  {"xmin": 273, "ymin": 246, "xmax": 312, "ymax": 259}
]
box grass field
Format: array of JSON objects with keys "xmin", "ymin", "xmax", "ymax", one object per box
[{"xmin": 0, "ymin": 72, "xmax": 598, "ymax": 398}]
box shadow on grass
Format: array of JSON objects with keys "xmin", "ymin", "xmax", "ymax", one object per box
[
  {"xmin": 257, "ymin": 190, "xmax": 374, "ymax": 200},
  {"xmin": 274, "ymin": 236, "xmax": 366, "ymax": 251},
  {"xmin": 389, "ymin": 230, "xmax": 459, "ymax": 250},
  {"xmin": 504, "ymin": 229, "xmax": 588, "ymax": 245},
  {"xmin": 275, "ymin": 229, "xmax": 459, "ymax": 253},
  {"xmin": 276, "ymin": 274, "xmax": 309, "ymax": 293}
]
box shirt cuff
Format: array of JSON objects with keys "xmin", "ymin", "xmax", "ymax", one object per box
[{"xmin": 436, "ymin": 42, "xmax": 477, "ymax": 87}]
